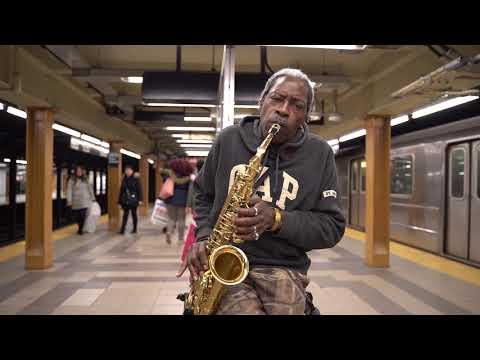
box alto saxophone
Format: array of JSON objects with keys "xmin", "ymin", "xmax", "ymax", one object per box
[{"xmin": 183, "ymin": 123, "xmax": 281, "ymax": 315}]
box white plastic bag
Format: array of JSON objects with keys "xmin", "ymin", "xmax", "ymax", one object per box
[
  {"xmin": 151, "ymin": 199, "xmax": 169, "ymax": 227},
  {"xmin": 83, "ymin": 201, "xmax": 101, "ymax": 233}
]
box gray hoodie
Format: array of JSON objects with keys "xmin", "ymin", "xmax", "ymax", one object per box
[
  {"xmin": 193, "ymin": 116, "xmax": 345, "ymax": 273},
  {"xmin": 67, "ymin": 177, "xmax": 95, "ymax": 210}
]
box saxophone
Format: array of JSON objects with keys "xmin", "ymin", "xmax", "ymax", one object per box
[{"xmin": 183, "ymin": 123, "xmax": 281, "ymax": 315}]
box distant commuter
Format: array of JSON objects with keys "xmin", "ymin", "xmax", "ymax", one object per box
[
  {"xmin": 118, "ymin": 165, "xmax": 143, "ymax": 234},
  {"xmin": 66, "ymin": 165, "xmax": 95, "ymax": 235},
  {"xmin": 161, "ymin": 159, "xmax": 194, "ymax": 245}
]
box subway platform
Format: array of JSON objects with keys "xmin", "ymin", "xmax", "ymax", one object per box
[{"xmin": 0, "ymin": 214, "xmax": 479, "ymax": 315}]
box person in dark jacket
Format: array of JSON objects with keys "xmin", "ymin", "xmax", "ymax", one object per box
[
  {"xmin": 118, "ymin": 165, "xmax": 143, "ymax": 234},
  {"xmin": 177, "ymin": 68, "xmax": 345, "ymax": 315},
  {"xmin": 161, "ymin": 159, "xmax": 194, "ymax": 245}
]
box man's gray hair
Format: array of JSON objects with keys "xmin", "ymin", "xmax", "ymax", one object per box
[{"xmin": 259, "ymin": 68, "xmax": 315, "ymax": 118}]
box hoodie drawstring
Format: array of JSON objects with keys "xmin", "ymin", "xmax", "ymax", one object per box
[{"xmin": 273, "ymin": 152, "xmax": 280, "ymax": 196}]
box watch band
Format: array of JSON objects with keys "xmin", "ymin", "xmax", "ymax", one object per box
[{"xmin": 270, "ymin": 208, "xmax": 282, "ymax": 233}]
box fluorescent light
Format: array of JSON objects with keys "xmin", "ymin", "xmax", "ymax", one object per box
[
  {"xmin": 80, "ymin": 134, "xmax": 103, "ymax": 146},
  {"xmin": 327, "ymin": 139, "xmax": 339, "ymax": 147},
  {"xmin": 121, "ymin": 76, "xmax": 143, "ymax": 84},
  {"xmin": 179, "ymin": 144, "xmax": 212, "ymax": 148},
  {"xmin": 16, "ymin": 160, "xmax": 27, "ymax": 165},
  {"xmin": 101, "ymin": 141, "xmax": 110, "ymax": 149},
  {"xmin": 331, "ymin": 144, "xmax": 339, "ymax": 153},
  {"xmin": 390, "ymin": 115, "xmax": 409, "ymax": 127},
  {"xmin": 264, "ymin": 45, "xmax": 367, "ymax": 50},
  {"xmin": 52, "ymin": 123, "xmax": 81, "ymax": 137},
  {"xmin": 145, "ymin": 102, "xmax": 216, "ymax": 108},
  {"xmin": 3, "ymin": 158, "xmax": 11, "ymax": 163},
  {"xmin": 412, "ymin": 96, "xmax": 479, "ymax": 119},
  {"xmin": 234, "ymin": 105, "xmax": 260, "ymax": 109},
  {"xmin": 7, "ymin": 106, "xmax": 27, "ymax": 119},
  {"xmin": 184, "ymin": 116, "xmax": 212, "ymax": 122},
  {"xmin": 339, "ymin": 129, "xmax": 366, "ymax": 142},
  {"xmin": 176, "ymin": 139, "xmax": 213, "ymax": 144},
  {"xmin": 71, "ymin": 137, "xmax": 110, "ymax": 155},
  {"xmin": 185, "ymin": 150, "xmax": 210, "ymax": 157},
  {"xmin": 120, "ymin": 148, "xmax": 141, "ymax": 159},
  {"xmin": 0, "ymin": 102, "xmax": 4, "ymax": 110},
  {"xmin": 147, "ymin": 159, "xmax": 155, "ymax": 164},
  {"xmin": 164, "ymin": 126, "xmax": 216, "ymax": 132}
]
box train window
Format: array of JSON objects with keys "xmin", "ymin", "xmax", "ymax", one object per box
[
  {"xmin": 52, "ymin": 166, "xmax": 57, "ymax": 199},
  {"xmin": 16, "ymin": 164, "xmax": 27, "ymax": 203},
  {"xmin": 96, "ymin": 171, "xmax": 101, "ymax": 195},
  {"xmin": 391, "ymin": 155, "xmax": 413, "ymax": 195},
  {"xmin": 451, "ymin": 148, "xmax": 465, "ymax": 198},
  {"xmin": 360, "ymin": 160, "xmax": 366, "ymax": 192},
  {"xmin": 88, "ymin": 170, "xmax": 94, "ymax": 188},
  {"xmin": 61, "ymin": 169, "xmax": 68, "ymax": 199},
  {"xmin": 0, "ymin": 163, "xmax": 8, "ymax": 205},
  {"xmin": 101, "ymin": 172, "xmax": 107, "ymax": 195},
  {"xmin": 351, "ymin": 162, "xmax": 358, "ymax": 192}
]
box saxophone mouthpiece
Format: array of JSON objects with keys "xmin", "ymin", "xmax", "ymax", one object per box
[{"xmin": 271, "ymin": 123, "xmax": 281, "ymax": 135}]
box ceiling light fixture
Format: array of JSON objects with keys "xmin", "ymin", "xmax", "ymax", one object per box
[
  {"xmin": 234, "ymin": 105, "xmax": 260, "ymax": 109},
  {"xmin": 184, "ymin": 116, "xmax": 212, "ymax": 122},
  {"xmin": 264, "ymin": 45, "xmax": 367, "ymax": 50},
  {"xmin": 164, "ymin": 126, "xmax": 216, "ymax": 132},
  {"xmin": 121, "ymin": 76, "xmax": 143, "ymax": 84},
  {"xmin": 412, "ymin": 96, "xmax": 479, "ymax": 119},
  {"xmin": 179, "ymin": 144, "xmax": 212, "ymax": 148},
  {"xmin": 176, "ymin": 139, "xmax": 213, "ymax": 144},
  {"xmin": 7, "ymin": 106, "xmax": 27, "ymax": 119},
  {"xmin": 0, "ymin": 102, "xmax": 4, "ymax": 110},
  {"xmin": 339, "ymin": 129, "xmax": 366, "ymax": 143},
  {"xmin": 390, "ymin": 115, "xmax": 409, "ymax": 127},
  {"xmin": 80, "ymin": 134, "xmax": 103, "ymax": 146},
  {"xmin": 327, "ymin": 139, "xmax": 339, "ymax": 147},
  {"xmin": 145, "ymin": 102, "xmax": 217, "ymax": 108},
  {"xmin": 147, "ymin": 159, "xmax": 155, "ymax": 164},
  {"xmin": 185, "ymin": 150, "xmax": 210, "ymax": 157},
  {"xmin": 52, "ymin": 123, "xmax": 81, "ymax": 137},
  {"xmin": 120, "ymin": 148, "xmax": 141, "ymax": 159}
]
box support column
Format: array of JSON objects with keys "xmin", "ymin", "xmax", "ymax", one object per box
[
  {"xmin": 25, "ymin": 107, "xmax": 55, "ymax": 270},
  {"xmin": 139, "ymin": 156, "xmax": 149, "ymax": 216},
  {"xmin": 364, "ymin": 115, "xmax": 391, "ymax": 267},
  {"xmin": 155, "ymin": 158, "xmax": 165, "ymax": 199},
  {"xmin": 107, "ymin": 142, "xmax": 123, "ymax": 232}
]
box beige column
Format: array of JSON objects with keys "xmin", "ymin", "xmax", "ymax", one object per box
[
  {"xmin": 364, "ymin": 115, "xmax": 391, "ymax": 267},
  {"xmin": 25, "ymin": 107, "xmax": 55, "ymax": 270}
]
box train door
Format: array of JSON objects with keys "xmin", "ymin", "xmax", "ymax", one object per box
[
  {"xmin": 446, "ymin": 141, "xmax": 480, "ymax": 264},
  {"xmin": 359, "ymin": 159, "xmax": 366, "ymax": 229},
  {"xmin": 349, "ymin": 159, "xmax": 361, "ymax": 229},
  {"xmin": 469, "ymin": 141, "xmax": 480, "ymax": 263}
]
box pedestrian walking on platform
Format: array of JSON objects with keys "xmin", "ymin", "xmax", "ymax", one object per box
[
  {"xmin": 118, "ymin": 165, "xmax": 143, "ymax": 234},
  {"xmin": 66, "ymin": 165, "xmax": 95, "ymax": 235}
]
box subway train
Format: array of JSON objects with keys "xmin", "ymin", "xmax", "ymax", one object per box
[{"xmin": 335, "ymin": 115, "xmax": 480, "ymax": 268}]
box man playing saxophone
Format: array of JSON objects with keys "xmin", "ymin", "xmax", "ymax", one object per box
[{"xmin": 177, "ymin": 68, "xmax": 346, "ymax": 315}]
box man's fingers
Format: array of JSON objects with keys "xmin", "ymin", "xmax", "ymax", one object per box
[
  {"xmin": 198, "ymin": 243, "xmax": 209, "ymax": 271},
  {"xmin": 235, "ymin": 207, "xmax": 257, "ymax": 217},
  {"xmin": 188, "ymin": 247, "xmax": 200, "ymax": 280},
  {"xmin": 249, "ymin": 196, "xmax": 262, "ymax": 206},
  {"xmin": 176, "ymin": 259, "xmax": 188, "ymax": 277},
  {"xmin": 234, "ymin": 215, "xmax": 259, "ymax": 227}
]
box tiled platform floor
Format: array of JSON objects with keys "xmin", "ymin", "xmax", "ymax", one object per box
[{"xmin": 0, "ymin": 218, "xmax": 479, "ymax": 315}]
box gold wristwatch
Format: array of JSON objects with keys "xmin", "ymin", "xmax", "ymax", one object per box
[{"xmin": 269, "ymin": 208, "xmax": 282, "ymax": 233}]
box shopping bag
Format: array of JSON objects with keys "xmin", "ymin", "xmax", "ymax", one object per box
[
  {"xmin": 181, "ymin": 223, "xmax": 196, "ymax": 262},
  {"xmin": 150, "ymin": 199, "xmax": 169, "ymax": 227},
  {"xmin": 83, "ymin": 201, "xmax": 101, "ymax": 233},
  {"xmin": 159, "ymin": 178, "xmax": 174, "ymax": 199}
]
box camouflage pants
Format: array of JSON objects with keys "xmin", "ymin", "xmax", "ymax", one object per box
[{"xmin": 215, "ymin": 266, "xmax": 309, "ymax": 315}]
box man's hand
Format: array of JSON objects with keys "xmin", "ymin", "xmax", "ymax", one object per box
[
  {"xmin": 234, "ymin": 195, "xmax": 275, "ymax": 241},
  {"xmin": 176, "ymin": 240, "xmax": 209, "ymax": 281}
]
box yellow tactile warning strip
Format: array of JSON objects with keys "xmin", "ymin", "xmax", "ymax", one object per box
[
  {"xmin": 345, "ymin": 228, "xmax": 480, "ymax": 287},
  {"xmin": 0, "ymin": 215, "xmax": 109, "ymax": 263}
]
